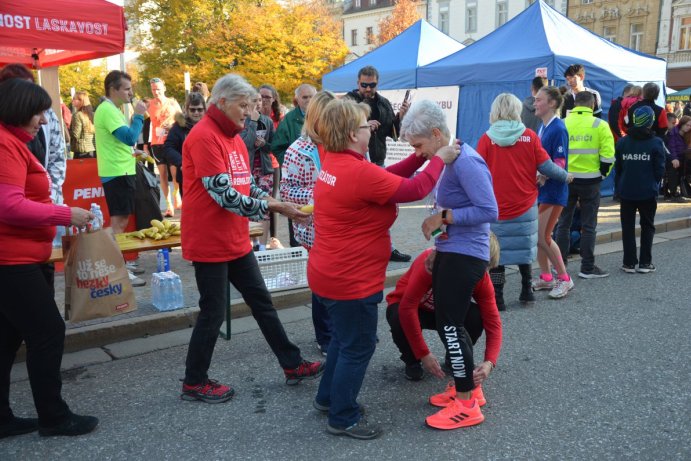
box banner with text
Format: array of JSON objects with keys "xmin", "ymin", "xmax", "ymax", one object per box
[{"xmin": 377, "ymin": 86, "xmax": 459, "ymax": 168}]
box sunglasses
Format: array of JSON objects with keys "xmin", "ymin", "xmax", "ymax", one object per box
[
  {"xmin": 188, "ymin": 108, "xmax": 204, "ymax": 113},
  {"xmin": 360, "ymin": 82, "xmax": 377, "ymax": 89}
]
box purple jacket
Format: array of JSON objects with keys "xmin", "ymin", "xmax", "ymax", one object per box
[{"xmin": 664, "ymin": 125, "xmax": 687, "ymax": 161}]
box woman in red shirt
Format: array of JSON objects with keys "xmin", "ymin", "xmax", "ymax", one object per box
[
  {"xmin": 309, "ymin": 99, "xmax": 459, "ymax": 440},
  {"xmin": 476, "ymin": 93, "xmax": 570, "ymax": 309},
  {"xmin": 0, "ymin": 79, "xmax": 97, "ymax": 438}
]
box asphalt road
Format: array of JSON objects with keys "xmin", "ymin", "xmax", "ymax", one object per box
[{"xmin": 3, "ymin": 236, "xmax": 690, "ymax": 460}]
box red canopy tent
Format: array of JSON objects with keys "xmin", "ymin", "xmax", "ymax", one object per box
[{"xmin": 0, "ymin": 0, "xmax": 126, "ymax": 68}]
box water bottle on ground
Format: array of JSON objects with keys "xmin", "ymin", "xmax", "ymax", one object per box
[{"xmin": 152, "ymin": 271, "xmax": 183, "ymax": 311}]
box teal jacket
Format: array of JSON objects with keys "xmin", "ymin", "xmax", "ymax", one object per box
[{"xmin": 270, "ymin": 108, "xmax": 304, "ymax": 166}]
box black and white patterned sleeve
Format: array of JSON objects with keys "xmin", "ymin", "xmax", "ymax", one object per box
[{"xmin": 202, "ymin": 173, "xmax": 268, "ymax": 220}]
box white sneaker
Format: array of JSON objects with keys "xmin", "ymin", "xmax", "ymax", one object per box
[
  {"xmin": 128, "ymin": 270, "xmax": 146, "ymax": 287},
  {"xmin": 126, "ymin": 261, "xmax": 145, "ymax": 275},
  {"xmin": 532, "ymin": 278, "xmax": 555, "ymax": 291},
  {"xmin": 548, "ymin": 278, "xmax": 574, "ymax": 299}
]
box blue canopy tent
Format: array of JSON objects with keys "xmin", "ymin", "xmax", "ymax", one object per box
[
  {"xmin": 417, "ymin": 0, "xmax": 666, "ymax": 195},
  {"xmin": 322, "ymin": 20, "xmax": 464, "ymax": 92}
]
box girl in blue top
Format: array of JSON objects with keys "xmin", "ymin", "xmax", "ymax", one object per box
[{"xmin": 533, "ymin": 86, "xmax": 574, "ymax": 299}]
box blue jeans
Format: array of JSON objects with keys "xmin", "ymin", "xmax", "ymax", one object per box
[
  {"xmin": 315, "ymin": 291, "xmax": 381, "ymax": 428},
  {"xmin": 311, "ymin": 293, "xmax": 332, "ymax": 348}
]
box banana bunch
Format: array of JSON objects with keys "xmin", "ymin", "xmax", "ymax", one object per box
[
  {"xmin": 125, "ymin": 219, "xmax": 181, "ymax": 240},
  {"xmin": 134, "ymin": 150, "xmax": 156, "ymax": 165}
]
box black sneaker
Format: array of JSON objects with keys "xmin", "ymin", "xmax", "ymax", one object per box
[
  {"xmin": 0, "ymin": 416, "xmax": 38, "ymax": 439},
  {"xmin": 636, "ymin": 263, "xmax": 656, "ymax": 273},
  {"xmin": 38, "ymin": 412, "xmax": 98, "ymax": 437},
  {"xmin": 327, "ymin": 417, "xmax": 383, "ymax": 440},
  {"xmin": 390, "ymin": 249, "xmax": 411, "ymax": 262},
  {"xmin": 620, "ymin": 264, "xmax": 636, "ymax": 274},
  {"xmin": 404, "ymin": 362, "xmax": 423, "ymax": 381},
  {"xmin": 578, "ymin": 266, "xmax": 610, "ymax": 279}
]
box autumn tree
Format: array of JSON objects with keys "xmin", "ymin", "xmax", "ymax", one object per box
[
  {"xmin": 126, "ymin": 0, "xmax": 348, "ymax": 102},
  {"xmin": 58, "ymin": 60, "xmax": 109, "ymax": 105},
  {"xmin": 377, "ymin": 0, "xmax": 422, "ymax": 46}
]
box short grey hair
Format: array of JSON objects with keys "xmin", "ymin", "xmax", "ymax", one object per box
[
  {"xmin": 295, "ymin": 83, "xmax": 316, "ymax": 98},
  {"xmin": 209, "ymin": 74, "xmax": 256, "ymax": 105},
  {"xmin": 489, "ymin": 93, "xmax": 522, "ymax": 124},
  {"xmin": 400, "ymin": 99, "xmax": 450, "ymax": 141}
]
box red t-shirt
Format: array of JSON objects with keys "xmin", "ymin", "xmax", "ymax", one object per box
[
  {"xmin": 181, "ymin": 115, "xmax": 253, "ymax": 262},
  {"xmin": 0, "ymin": 125, "xmax": 56, "ymax": 264},
  {"xmin": 476, "ymin": 129, "xmax": 549, "ymax": 220},
  {"xmin": 385, "ymin": 249, "xmax": 502, "ymax": 365},
  {"xmin": 308, "ymin": 150, "xmax": 402, "ymax": 300}
]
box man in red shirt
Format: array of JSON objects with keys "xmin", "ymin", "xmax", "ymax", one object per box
[{"xmin": 180, "ymin": 74, "xmax": 322, "ymax": 404}]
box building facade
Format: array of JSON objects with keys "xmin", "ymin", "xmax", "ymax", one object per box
[
  {"xmin": 428, "ymin": 0, "xmax": 566, "ymax": 45},
  {"xmin": 567, "ymin": 0, "xmax": 660, "ymax": 56},
  {"xmin": 342, "ymin": 0, "xmax": 427, "ymax": 59},
  {"xmin": 657, "ymin": 0, "xmax": 691, "ymax": 89},
  {"xmin": 342, "ymin": 0, "xmax": 567, "ymax": 60}
]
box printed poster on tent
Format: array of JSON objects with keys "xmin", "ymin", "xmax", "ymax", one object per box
[{"xmin": 379, "ymin": 86, "xmax": 459, "ymax": 169}]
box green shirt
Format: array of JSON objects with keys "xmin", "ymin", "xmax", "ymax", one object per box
[{"xmin": 95, "ymin": 100, "xmax": 135, "ymax": 177}]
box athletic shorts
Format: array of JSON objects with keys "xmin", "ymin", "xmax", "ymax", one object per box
[
  {"xmin": 151, "ymin": 144, "xmax": 168, "ymax": 166},
  {"xmin": 103, "ymin": 175, "xmax": 136, "ymax": 217}
]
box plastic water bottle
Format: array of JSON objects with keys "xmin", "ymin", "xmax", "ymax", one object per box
[
  {"xmin": 90, "ymin": 203, "xmax": 103, "ymax": 231},
  {"xmin": 152, "ymin": 271, "xmax": 183, "ymax": 311},
  {"xmin": 156, "ymin": 249, "xmax": 170, "ymax": 272}
]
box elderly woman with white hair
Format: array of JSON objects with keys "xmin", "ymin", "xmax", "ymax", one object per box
[
  {"xmin": 476, "ymin": 93, "xmax": 572, "ymax": 310},
  {"xmin": 412, "ymin": 100, "xmax": 498, "ymax": 431},
  {"xmin": 180, "ymin": 74, "xmax": 324, "ymax": 404}
]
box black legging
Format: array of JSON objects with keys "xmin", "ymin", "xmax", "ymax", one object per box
[
  {"xmin": 386, "ymin": 301, "xmax": 485, "ymax": 367},
  {"xmin": 432, "ymin": 251, "xmax": 487, "ymax": 393}
]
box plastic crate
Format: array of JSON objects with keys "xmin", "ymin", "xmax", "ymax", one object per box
[{"xmin": 254, "ymin": 247, "xmax": 308, "ymax": 292}]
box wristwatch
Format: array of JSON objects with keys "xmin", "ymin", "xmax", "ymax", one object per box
[{"xmin": 441, "ymin": 209, "xmax": 451, "ymax": 225}]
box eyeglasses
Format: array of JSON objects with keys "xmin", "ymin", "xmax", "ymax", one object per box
[
  {"xmin": 260, "ymin": 95, "xmax": 273, "ymax": 99},
  {"xmin": 150, "ymin": 78, "xmax": 162, "ymax": 84},
  {"xmin": 359, "ymin": 82, "xmax": 377, "ymax": 89},
  {"xmin": 358, "ymin": 125, "xmax": 370, "ymax": 130},
  {"xmin": 188, "ymin": 108, "xmax": 205, "ymax": 113}
]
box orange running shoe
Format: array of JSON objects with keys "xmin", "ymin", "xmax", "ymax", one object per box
[
  {"xmin": 429, "ymin": 382, "xmax": 486, "ymax": 407},
  {"xmin": 425, "ymin": 398, "xmax": 484, "ymax": 430}
]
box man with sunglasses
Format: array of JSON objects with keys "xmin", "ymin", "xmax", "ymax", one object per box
[{"xmin": 346, "ymin": 66, "xmax": 412, "ymax": 262}]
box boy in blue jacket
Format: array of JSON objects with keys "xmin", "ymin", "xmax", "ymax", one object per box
[{"xmin": 614, "ymin": 106, "xmax": 666, "ymax": 274}]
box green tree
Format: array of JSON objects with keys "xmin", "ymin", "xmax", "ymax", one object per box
[
  {"xmin": 58, "ymin": 60, "xmax": 109, "ymax": 106},
  {"xmin": 126, "ymin": 0, "xmax": 348, "ymax": 102}
]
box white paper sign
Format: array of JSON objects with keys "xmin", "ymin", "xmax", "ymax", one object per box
[{"xmin": 377, "ymin": 86, "xmax": 460, "ymax": 168}]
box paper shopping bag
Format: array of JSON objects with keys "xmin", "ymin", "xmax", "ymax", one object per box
[{"xmin": 64, "ymin": 228, "xmax": 137, "ymax": 322}]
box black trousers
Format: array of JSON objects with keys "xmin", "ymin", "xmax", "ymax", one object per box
[
  {"xmin": 185, "ymin": 251, "xmax": 302, "ymax": 385},
  {"xmin": 620, "ymin": 198, "xmax": 657, "ymax": 266},
  {"xmin": 0, "ymin": 264, "xmax": 70, "ymax": 426},
  {"xmin": 386, "ymin": 301, "xmax": 484, "ymax": 366},
  {"xmin": 664, "ymin": 159, "xmax": 682, "ymax": 197},
  {"xmin": 432, "ymin": 252, "xmax": 487, "ymax": 393}
]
